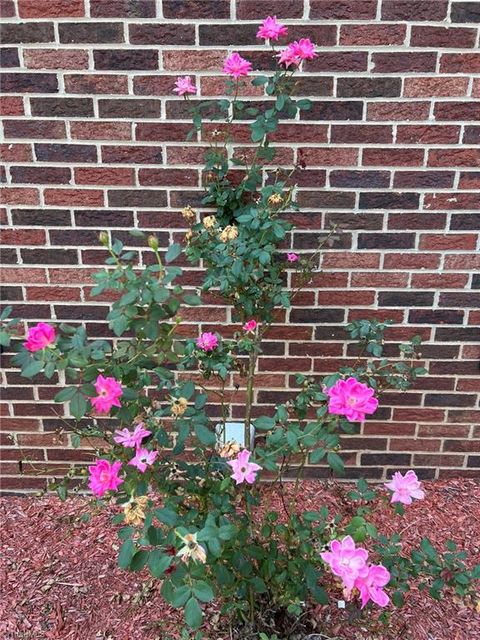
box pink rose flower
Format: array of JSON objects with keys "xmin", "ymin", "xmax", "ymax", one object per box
[
  {"xmin": 243, "ymin": 319, "xmax": 257, "ymax": 333},
  {"xmin": 354, "ymin": 564, "xmax": 391, "ymax": 608},
  {"xmin": 128, "ymin": 447, "xmax": 158, "ymax": 473},
  {"xmin": 326, "ymin": 377, "xmax": 378, "ymax": 423},
  {"xmin": 227, "ymin": 449, "xmax": 262, "ymax": 485},
  {"xmin": 320, "ymin": 536, "xmax": 369, "ymax": 591},
  {"xmin": 277, "ymin": 44, "xmax": 301, "ymax": 68},
  {"xmin": 291, "ymin": 38, "xmax": 317, "ymax": 61},
  {"xmin": 385, "ymin": 470, "xmax": 425, "ymax": 505},
  {"xmin": 114, "ymin": 422, "xmax": 151, "ymax": 449},
  {"xmin": 256, "ymin": 16, "xmax": 288, "ymax": 41},
  {"xmin": 196, "ymin": 331, "xmax": 218, "ymax": 352},
  {"xmin": 88, "ymin": 459, "xmax": 123, "ymax": 498},
  {"xmin": 90, "ymin": 374, "xmax": 123, "ymax": 415},
  {"xmin": 223, "ymin": 52, "xmax": 252, "ymax": 79},
  {"xmin": 173, "ymin": 75, "xmax": 197, "ymax": 96},
  {"xmin": 287, "ymin": 252, "xmax": 299, "ymax": 262},
  {"xmin": 24, "ymin": 322, "xmax": 56, "ymax": 352}
]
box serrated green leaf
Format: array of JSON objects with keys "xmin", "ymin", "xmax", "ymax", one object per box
[
  {"xmin": 165, "ymin": 243, "xmax": 182, "ymax": 263},
  {"xmin": 185, "ymin": 596, "xmax": 202, "ymax": 629}
]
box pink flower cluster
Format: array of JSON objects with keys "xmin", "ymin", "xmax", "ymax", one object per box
[
  {"xmin": 24, "ymin": 322, "xmax": 56, "ymax": 352},
  {"xmin": 88, "ymin": 459, "xmax": 123, "ymax": 498},
  {"xmin": 223, "ymin": 52, "xmax": 253, "ymax": 79},
  {"xmin": 326, "ymin": 377, "xmax": 378, "ymax": 423},
  {"xmin": 321, "ymin": 536, "xmax": 390, "ymax": 608},
  {"xmin": 90, "ymin": 374, "xmax": 123, "ymax": 415},
  {"xmin": 256, "ymin": 16, "xmax": 288, "ymax": 41},
  {"xmin": 196, "ymin": 331, "xmax": 219, "ymax": 352},
  {"xmin": 227, "ymin": 449, "xmax": 262, "ymax": 485},
  {"xmin": 243, "ymin": 319, "xmax": 257, "ymax": 333},
  {"xmin": 114, "ymin": 422, "xmax": 158, "ymax": 473},
  {"xmin": 173, "ymin": 75, "xmax": 196, "ymax": 96},
  {"xmin": 277, "ymin": 38, "xmax": 317, "ymax": 68},
  {"xmin": 385, "ymin": 470, "xmax": 425, "ymax": 505}
]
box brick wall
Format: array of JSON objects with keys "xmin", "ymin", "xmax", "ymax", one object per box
[{"xmin": 1, "ymin": 0, "xmax": 479, "ymax": 493}]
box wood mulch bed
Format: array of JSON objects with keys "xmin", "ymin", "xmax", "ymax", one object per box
[{"xmin": 1, "ymin": 478, "xmax": 479, "ymax": 640}]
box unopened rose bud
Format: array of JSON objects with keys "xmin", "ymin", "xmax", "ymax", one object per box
[
  {"xmin": 148, "ymin": 235, "xmax": 159, "ymax": 251},
  {"xmin": 99, "ymin": 230, "xmax": 109, "ymax": 246}
]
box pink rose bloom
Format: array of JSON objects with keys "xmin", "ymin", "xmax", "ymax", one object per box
[
  {"xmin": 256, "ymin": 16, "xmax": 288, "ymax": 41},
  {"xmin": 326, "ymin": 377, "xmax": 378, "ymax": 423},
  {"xmin": 174, "ymin": 75, "xmax": 197, "ymax": 96},
  {"xmin": 385, "ymin": 470, "xmax": 425, "ymax": 505},
  {"xmin": 287, "ymin": 252, "xmax": 299, "ymax": 262},
  {"xmin": 227, "ymin": 449, "xmax": 262, "ymax": 485},
  {"xmin": 128, "ymin": 448, "xmax": 158, "ymax": 473},
  {"xmin": 24, "ymin": 322, "xmax": 56, "ymax": 352},
  {"xmin": 223, "ymin": 52, "xmax": 252, "ymax": 79},
  {"xmin": 291, "ymin": 38, "xmax": 317, "ymax": 61},
  {"xmin": 196, "ymin": 331, "xmax": 218, "ymax": 352},
  {"xmin": 88, "ymin": 459, "xmax": 123, "ymax": 498},
  {"xmin": 243, "ymin": 319, "xmax": 257, "ymax": 333},
  {"xmin": 114, "ymin": 422, "xmax": 151, "ymax": 449},
  {"xmin": 354, "ymin": 564, "xmax": 391, "ymax": 608},
  {"xmin": 320, "ymin": 536, "xmax": 369, "ymax": 590},
  {"xmin": 90, "ymin": 374, "xmax": 123, "ymax": 415},
  {"xmin": 277, "ymin": 44, "xmax": 301, "ymax": 68}
]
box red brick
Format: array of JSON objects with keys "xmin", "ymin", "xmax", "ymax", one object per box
[
  {"xmin": 458, "ymin": 172, "xmax": 480, "ymax": 189},
  {"xmin": 70, "ymin": 121, "xmax": 132, "ymax": 140},
  {"xmin": 1, "ymin": 267, "xmax": 47, "ymax": 283},
  {"xmin": 3, "ymin": 120, "xmax": 66, "ymax": 139},
  {"xmin": 383, "ymin": 253, "xmax": 441, "ymax": 270},
  {"xmin": 237, "ymin": 0, "xmax": 303, "ymax": 18},
  {"xmin": 424, "ymin": 192, "xmax": 480, "ymax": 210},
  {"xmin": 362, "ymin": 148, "xmax": 424, "ymax": 167},
  {"xmin": 444, "ymin": 254, "xmax": 480, "ymax": 270},
  {"xmin": 139, "ymin": 168, "xmax": 199, "ymax": 187},
  {"xmin": 440, "ymin": 53, "xmax": 480, "ymax": 74},
  {"xmin": 411, "ymin": 273, "xmax": 469, "ymax": 288},
  {"xmin": 43, "ymin": 188, "xmax": 104, "ymax": 206},
  {"xmin": 65, "ymin": 74, "xmax": 128, "ymax": 94},
  {"xmin": 404, "ymin": 77, "xmax": 469, "ymax": 98},
  {"xmin": 428, "ymin": 149, "xmax": 480, "ymax": 168},
  {"xmin": 1, "ymin": 187, "xmax": 39, "ymax": 205},
  {"xmin": 340, "ymin": 24, "xmax": 406, "ymax": 46},
  {"xmin": 410, "ymin": 26, "xmax": 477, "ymax": 49},
  {"xmin": 302, "ymin": 148, "xmax": 358, "ymax": 167},
  {"xmin": 372, "ymin": 52, "xmax": 437, "ymax": 73},
  {"xmin": 135, "ymin": 123, "xmax": 191, "ymax": 142},
  {"xmin": 396, "ymin": 125, "xmax": 460, "ymax": 145},
  {"xmin": 18, "ymin": 0, "xmax": 84, "ymax": 17},
  {"xmin": 367, "ymin": 101, "xmax": 430, "ymax": 121},
  {"xmin": 0, "ymin": 96, "xmax": 24, "ymax": 116},
  {"xmin": 351, "ymin": 272, "xmax": 408, "ymax": 288},
  {"xmin": 419, "ymin": 234, "xmax": 478, "ymax": 251},
  {"xmin": 434, "ymin": 102, "xmax": 480, "ymax": 121},
  {"xmin": 74, "ymin": 167, "xmax": 135, "ymax": 186},
  {"xmin": 382, "ymin": 0, "xmax": 448, "ymax": 20},
  {"xmin": 26, "ymin": 286, "xmax": 81, "ymax": 302},
  {"xmin": 163, "ymin": 50, "xmax": 225, "ymax": 71},
  {"xmin": 1, "ymin": 228, "xmax": 46, "ymax": 245},
  {"xmin": 23, "ymin": 49, "xmax": 88, "ymax": 70},
  {"xmin": 321, "ymin": 252, "xmax": 380, "ymax": 269},
  {"xmin": 310, "ymin": 0, "xmax": 377, "ymax": 19}
]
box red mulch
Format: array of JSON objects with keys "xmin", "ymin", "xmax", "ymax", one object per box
[{"xmin": 1, "ymin": 479, "xmax": 479, "ymax": 640}]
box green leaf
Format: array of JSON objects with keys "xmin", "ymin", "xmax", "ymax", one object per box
[
  {"xmin": 172, "ymin": 585, "xmax": 191, "ymax": 608},
  {"xmin": 251, "ymin": 76, "xmax": 268, "ymax": 86},
  {"xmin": 118, "ymin": 538, "xmax": 134, "ymax": 569},
  {"xmin": 22, "ymin": 359, "xmax": 44, "ymax": 378},
  {"xmin": 148, "ymin": 550, "xmax": 172, "ymax": 577},
  {"xmin": 253, "ymin": 416, "xmax": 276, "ymax": 430},
  {"xmin": 185, "ymin": 596, "xmax": 202, "ymax": 629},
  {"xmin": 54, "ymin": 387, "xmax": 77, "ymax": 403},
  {"xmin": 0, "ymin": 305, "xmax": 13, "ymax": 321},
  {"xmin": 194, "ymin": 423, "xmax": 216, "ymax": 446},
  {"xmin": 183, "ymin": 294, "xmax": 202, "ymax": 306},
  {"xmin": 0, "ymin": 331, "xmax": 11, "ymax": 347},
  {"xmin": 192, "ymin": 580, "xmax": 214, "ymax": 603},
  {"xmin": 130, "ymin": 550, "xmax": 149, "ymax": 571},
  {"xmin": 327, "ymin": 451, "xmax": 344, "ymax": 476},
  {"xmin": 165, "ymin": 243, "xmax": 181, "ymax": 263},
  {"xmin": 154, "ymin": 507, "xmax": 178, "ymax": 527},
  {"xmin": 70, "ymin": 391, "xmax": 87, "ymax": 420},
  {"xmin": 392, "ymin": 590, "xmax": 405, "ymax": 607}
]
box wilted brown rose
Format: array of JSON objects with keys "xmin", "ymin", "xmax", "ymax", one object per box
[
  {"xmin": 171, "ymin": 397, "xmax": 188, "ymax": 417},
  {"xmin": 203, "ymin": 215, "xmax": 216, "ymax": 229},
  {"xmin": 123, "ymin": 496, "xmax": 149, "ymax": 526},
  {"xmin": 219, "ymin": 225, "xmax": 239, "ymax": 242}
]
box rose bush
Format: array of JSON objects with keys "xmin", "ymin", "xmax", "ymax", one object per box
[{"xmin": 2, "ymin": 16, "xmax": 479, "ymax": 639}]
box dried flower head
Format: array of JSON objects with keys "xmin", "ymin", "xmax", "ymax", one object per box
[
  {"xmin": 123, "ymin": 495, "xmax": 149, "ymax": 526},
  {"xmin": 218, "ymin": 441, "xmax": 241, "ymax": 459},
  {"xmin": 203, "ymin": 215, "xmax": 217, "ymax": 229},
  {"xmin": 268, "ymin": 193, "xmax": 283, "ymax": 206},
  {"xmin": 184, "ymin": 230, "xmax": 193, "ymax": 243},
  {"xmin": 181, "ymin": 205, "xmax": 196, "ymax": 222},
  {"xmin": 220, "ymin": 225, "xmax": 239, "ymax": 242},
  {"xmin": 171, "ymin": 396, "xmax": 188, "ymax": 417},
  {"xmin": 176, "ymin": 532, "xmax": 207, "ymax": 564}
]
